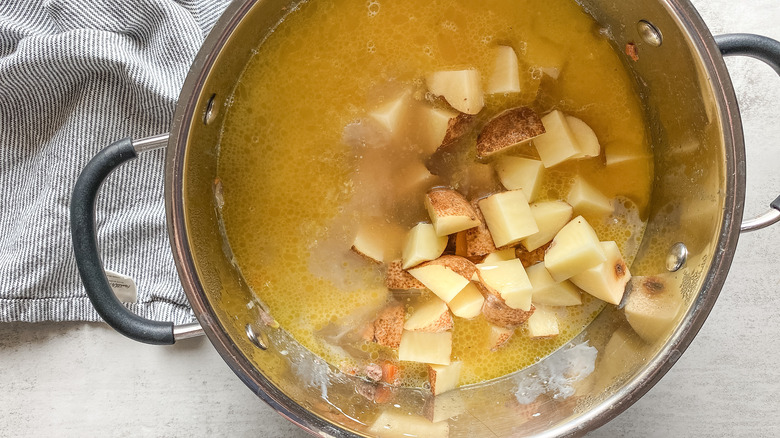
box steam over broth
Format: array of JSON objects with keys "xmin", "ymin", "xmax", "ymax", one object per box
[{"xmin": 217, "ymin": 0, "xmax": 652, "ymax": 387}]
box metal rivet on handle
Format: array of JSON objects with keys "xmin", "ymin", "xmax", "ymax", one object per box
[
  {"xmin": 245, "ymin": 323, "xmax": 268, "ymax": 350},
  {"xmin": 666, "ymin": 242, "xmax": 688, "ymax": 272},
  {"xmin": 204, "ymin": 94, "xmax": 218, "ymax": 125},
  {"xmin": 637, "ymin": 20, "xmax": 663, "ymax": 47}
]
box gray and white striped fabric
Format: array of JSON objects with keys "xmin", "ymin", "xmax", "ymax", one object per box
[{"xmin": 0, "ymin": 0, "xmax": 230, "ymax": 323}]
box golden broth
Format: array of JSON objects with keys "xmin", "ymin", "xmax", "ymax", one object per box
[{"xmin": 217, "ymin": 0, "xmax": 652, "ymax": 386}]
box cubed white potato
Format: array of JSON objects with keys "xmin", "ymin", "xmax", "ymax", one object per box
[
  {"xmin": 526, "ymin": 305, "xmax": 559, "ymax": 339},
  {"xmin": 371, "ymin": 302, "xmax": 405, "ymax": 349},
  {"xmin": 351, "ymin": 223, "xmax": 386, "ymax": 263},
  {"xmin": 425, "ymin": 188, "xmax": 480, "ymax": 236},
  {"xmin": 521, "ymin": 200, "xmax": 574, "ymax": 251},
  {"xmin": 544, "ymin": 216, "xmax": 606, "ymax": 281},
  {"xmin": 426, "ymin": 69, "xmax": 484, "ymax": 115},
  {"xmin": 476, "ymin": 259, "xmax": 533, "ymax": 311},
  {"xmin": 570, "ymin": 241, "xmax": 631, "ymax": 305},
  {"xmin": 428, "ymin": 361, "xmax": 463, "ymax": 395},
  {"xmin": 478, "ymin": 190, "xmax": 539, "ymax": 248},
  {"xmin": 533, "ymin": 110, "xmax": 580, "ymax": 168},
  {"xmin": 369, "ymin": 89, "xmax": 413, "ymax": 137},
  {"xmin": 483, "ymin": 248, "xmax": 517, "ymax": 264},
  {"xmin": 424, "ymin": 391, "xmax": 466, "ymax": 423},
  {"xmin": 396, "ymin": 160, "xmax": 437, "ymax": 199},
  {"xmin": 488, "ymin": 325, "xmax": 515, "ymax": 351},
  {"xmin": 407, "ymin": 255, "xmax": 476, "ymax": 303},
  {"xmin": 526, "ymin": 262, "xmax": 583, "ymax": 306},
  {"xmin": 402, "ymin": 223, "xmax": 449, "ymax": 269},
  {"xmin": 487, "ymin": 45, "xmax": 521, "ymax": 94},
  {"xmin": 566, "ymin": 115, "xmax": 600, "ymax": 158},
  {"xmin": 624, "ymin": 276, "xmax": 683, "ymax": 343},
  {"xmin": 475, "ymin": 107, "xmax": 545, "ymax": 159},
  {"xmin": 404, "ymin": 297, "xmax": 453, "ymax": 332},
  {"xmin": 567, "ymin": 176, "xmax": 614, "ymax": 221},
  {"xmin": 417, "ymin": 105, "xmax": 458, "ymax": 154},
  {"xmin": 494, "ymin": 156, "xmax": 545, "ymax": 202},
  {"xmin": 369, "ymin": 410, "xmax": 449, "ymax": 438},
  {"xmin": 447, "ymin": 282, "xmax": 485, "ymax": 319},
  {"xmin": 464, "ymin": 200, "xmax": 497, "ymax": 258},
  {"xmin": 398, "ymin": 330, "xmax": 452, "ymax": 365}
]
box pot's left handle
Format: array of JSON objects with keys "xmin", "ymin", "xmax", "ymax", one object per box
[{"xmin": 70, "ymin": 134, "xmax": 203, "ymax": 345}]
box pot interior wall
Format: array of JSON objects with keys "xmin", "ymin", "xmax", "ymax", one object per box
[{"xmin": 170, "ymin": 0, "xmax": 741, "ymax": 435}]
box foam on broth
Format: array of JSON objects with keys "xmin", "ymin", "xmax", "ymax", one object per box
[{"xmin": 217, "ymin": 0, "xmax": 652, "ymax": 387}]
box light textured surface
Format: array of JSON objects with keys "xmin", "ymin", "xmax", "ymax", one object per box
[{"xmin": 2, "ymin": 0, "xmax": 780, "ymax": 436}]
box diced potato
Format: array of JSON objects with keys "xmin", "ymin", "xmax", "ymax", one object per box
[
  {"xmin": 476, "ymin": 259, "xmax": 533, "ymax": 311},
  {"xmin": 425, "ymin": 188, "xmax": 480, "ymax": 236},
  {"xmin": 566, "ymin": 115, "xmax": 600, "ymax": 158},
  {"xmin": 567, "ymin": 176, "xmax": 614, "ymax": 222},
  {"xmin": 426, "ymin": 69, "xmax": 484, "ymax": 115},
  {"xmin": 369, "ymin": 410, "xmax": 449, "ymax": 438},
  {"xmin": 369, "ymin": 89, "xmax": 413, "ymax": 137},
  {"xmin": 398, "ymin": 330, "xmax": 452, "ymax": 365},
  {"xmin": 372, "ymin": 302, "xmax": 405, "ymax": 349},
  {"xmin": 424, "ymin": 391, "xmax": 466, "ymax": 423},
  {"xmin": 480, "ymin": 293, "xmax": 535, "ymax": 328},
  {"xmin": 396, "ymin": 160, "xmax": 437, "ymax": 199},
  {"xmin": 487, "ymin": 45, "xmax": 521, "ymax": 94},
  {"xmin": 351, "ymin": 223, "xmax": 386, "ymax": 263},
  {"xmin": 521, "ymin": 200, "xmax": 573, "ymax": 251},
  {"xmin": 624, "ymin": 276, "xmax": 682, "ymax": 343},
  {"xmin": 570, "ymin": 241, "xmax": 631, "ymax": 305},
  {"xmin": 483, "ymin": 248, "xmax": 517, "ymax": 264},
  {"xmin": 402, "ymin": 223, "xmax": 449, "ymax": 269},
  {"xmin": 447, "ymin": 282, "xmax": 485, "ymax": 319},
  {"xmin": 428, "ymin": 361, "xmax": 463, "ymax": 395},
  {"xmin": 385, "ymin": 260, "xmax": 426, "ymax": 290},
  {"xmin": 533, "ymin": 110, "xmax": 580, "ymax": 168},
  {"xmin": 526, "ymin": 262, "xmax": 582, "ymax": 306},
  {"xmin": 526, "ymin": 305, "xmax": 559, "ymax": 338},
  {"xmin": 437, "ymin": 113, "xmax": 477, "ymax": 152},
  {"xmin": 475, "ymin": 107, "xmax": 545, "ymax": 159},
  {"xmin": 417, "ymin": 105, "xmax": 458, "ymax": 154},
  {"xmin": 494, "ymin": 156, "xmax": 545, "ymax": 202},
  {"xmin": 488, "ymin": 325, "xmax": 515, "ymax": 351},
  {"xmin": 404, "ymin": 297, "xmax": 453, "ymax": 332},
  {"xmin": 478, "ymin": 190, "xmax": 539, "ymax": 248},
  {"xmin": 464, "ymin": 200, "xmax": 497, "ymax": 258},
  {"xmin": 407, "ymin": 255, "xmax": 476, "ymax": 303},
  {"xmin": 544, "ymin": 216, "xmax": 606, "ymax": 281}
]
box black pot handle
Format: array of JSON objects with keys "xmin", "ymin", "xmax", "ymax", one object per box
[
  {"xmin": 71, "ymin": 135, "xmax": 201, "ymax": 344},
  {"xmin": 716, "ymin": 33, "xmax": 780, "ymax": 232}
]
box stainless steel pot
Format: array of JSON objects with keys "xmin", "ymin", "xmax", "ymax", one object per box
[{"xmin": 70, "ymin": 0, "xmax": 780, "ymax": 436}]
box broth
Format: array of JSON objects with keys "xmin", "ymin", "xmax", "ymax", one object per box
[{"xmin": 217, "ymin": 0, "xmax": 652, "ymax": 387}]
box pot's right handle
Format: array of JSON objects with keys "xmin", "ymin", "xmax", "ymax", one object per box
[
  {"xmin": 716, "ymin": 33, "xmax": 780, "ymax": 232},
  {"xmin": 70, "ymin": 134, "xmax": 203, "ymax": 344}
]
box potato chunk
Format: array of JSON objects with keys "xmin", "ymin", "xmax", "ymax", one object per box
[
  {"xmin": 487, "ymin": 45, "xmax": 521, "ymax": 94},
  {"xmin": 407, "ymin": 255, "xmax": 476, "ymax": 303},
  {"xmin": 526, "ymin": 262, "xmax": 582, "ymax": 306},
  {"xmin": 447, "ymin": 282, "xmax": 485, "ymax": 319},
  {"xmin": 521, "ymin": 200, "xmax": 573, "ymax": 252},
  {"xmin": 476, "ymin": 259, "xmax": 533, "ymax": 311},
  {"xmin": 494, "ymin": 156, "xmax": 545, "ymax": 202},
  {"xmin": 398, "ymin": 331, "xmax": 452, "ymax": 365},
  {"xmin": 402, "ymin": 223, "xmax": 448, "ymax": 269},
  {"xmin": 478, "ymin": 190, "xmax": 539, "ymax": 248},
  {"xmin": 567, "ymin": 175, "xmax": 614, "ymax": 222},
  {"xmin": 526, "ymin": 305, "xmax": 559, "ymax": 339},
  {"xmin": 533, "ymin": 110, "xmax": 581, "ymax": 167},
  {"xmin": 404, "ymin": 297, "xmax": 453, "ymax": 332},
  {"xmin": 475, "ymin": 107, "xmax": 545, "ymax": 159},
  {"xmin": 428, "ymin": 361, "xmax": 463, "ymax": 395},
  {"xmin": 426, "ymin": 69, "xmax": 484, "ymax": 115},
  {"xmin": 544, "ymin": 215, "xmax": 606, "ymax": 281},
  {"xmin": 425, "ymin": 188, "xmax": 480, "ymax": 236},
  {"xmin": 570, "ymin": 241, "xmax": 631, "ymax": 305},
  {"xmin": 624, "ymin": 276, "xmax": 682, "ymax": 342},
  {"xmin": 566, "ymin": 115, "xmax": 600, "ymax": 158}
]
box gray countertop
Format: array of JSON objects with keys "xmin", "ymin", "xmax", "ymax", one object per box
[{"xmin": 3, "ymin": 0, "xmax": 780, "ymax": 436}]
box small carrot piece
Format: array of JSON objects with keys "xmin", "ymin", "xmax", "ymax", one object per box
[{"xmin": 381, "ymin": 361, "xmax": 399, "ymax": 385}]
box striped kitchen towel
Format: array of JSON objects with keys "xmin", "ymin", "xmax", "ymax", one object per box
[{"xmin": 0, "ymin": 0, "xmax": 230, "ymax": 323}]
